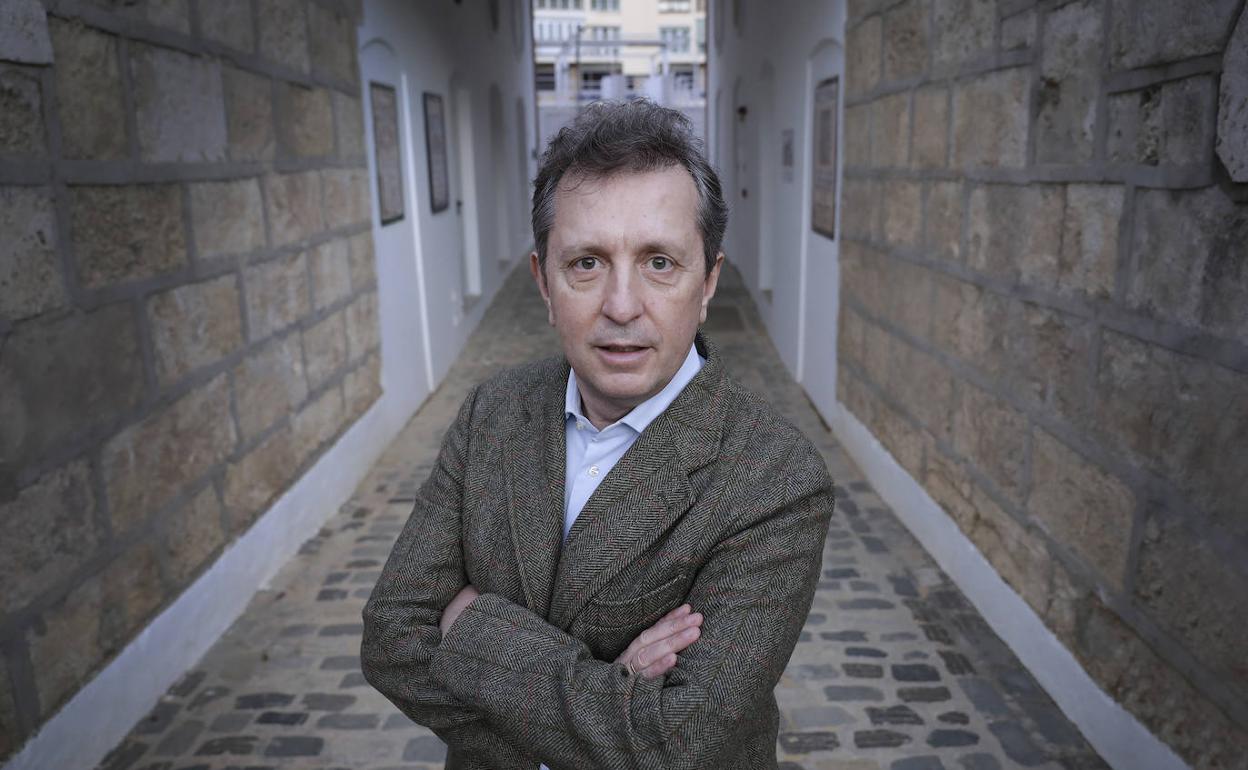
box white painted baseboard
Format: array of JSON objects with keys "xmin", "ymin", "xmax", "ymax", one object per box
[
  {"xmin": 827, "ymin": 401, "xmax": 1189, "ymax": 770},
  {"xmin": 4, "ymin": 392, "xmax": 410, "ymax": 770}
]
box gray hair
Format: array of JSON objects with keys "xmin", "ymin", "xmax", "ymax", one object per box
[{"xmin": 531, "ymin": 99, "xmax": 728, "ymax": 275}]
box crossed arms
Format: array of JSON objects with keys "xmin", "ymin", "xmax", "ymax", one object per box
[{"xmin": 361, "ymin": 387, "xmax": 835, "ymax": 769}]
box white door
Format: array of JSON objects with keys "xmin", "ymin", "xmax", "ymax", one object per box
[{"xmin": 453, "ymin": 85, "xmax": 482, "ymax": 301}]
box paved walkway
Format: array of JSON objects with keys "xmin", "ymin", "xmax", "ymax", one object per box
[{"xmin": 97, "ymin": 264, "xmax": 1108, "ymax": 770}]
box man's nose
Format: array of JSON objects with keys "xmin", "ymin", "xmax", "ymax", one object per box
[{"xmin": 600, "ymin": 266, "xmax": 644, "ymax": 325}]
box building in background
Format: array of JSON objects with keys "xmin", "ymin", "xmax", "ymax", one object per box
[{"xmin": 534, "ymin": 0, "xmax": 706, "ymax": 150}]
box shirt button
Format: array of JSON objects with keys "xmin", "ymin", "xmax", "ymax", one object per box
[
  {"xmin": 576, "ymin": 422, "xmax": 585, "ymax": 431},
  {"xmin": 587, "ymin": 465, "xmax": 599, "ymax": 477}
]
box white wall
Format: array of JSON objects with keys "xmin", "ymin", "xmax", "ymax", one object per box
[
  {"xmin": 707, "ymin": 0, "xmax": 843, "ymax": 396},
  {"xmin": 359, "ymin": 0, "xmax": 537, "ymax": 390}
]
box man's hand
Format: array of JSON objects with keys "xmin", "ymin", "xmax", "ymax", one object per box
[
  {"xmin": 615, "ymin": 603, "xmax": 703, "ymax": 679},
  {"xmin": 439, "ymin": 584, "xmax": 481, "ymax": 636}
]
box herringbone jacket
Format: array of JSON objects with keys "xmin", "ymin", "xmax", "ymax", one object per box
[{"xmin": 361, "ymin": 334, "xmax": 835, "ymax": 769}]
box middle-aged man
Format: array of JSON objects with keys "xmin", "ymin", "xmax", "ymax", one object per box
[{"xmin": 362, "ymin": 99, "xmax": 835, "ymax": 769}]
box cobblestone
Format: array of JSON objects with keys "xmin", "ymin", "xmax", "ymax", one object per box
[{"xmin": 95, "ymin": 266, "xmax": 1107, "ymax": 768}]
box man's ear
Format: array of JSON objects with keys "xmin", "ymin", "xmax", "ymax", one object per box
[
  {"xmin": 529, "ymin": 251, "xmax": 554, "ymax": 326},
  {"xmin": 700, "ymin": 252, "xmax": 725, "ymax": 323}
]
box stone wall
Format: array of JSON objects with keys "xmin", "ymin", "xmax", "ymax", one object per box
[
  {"xmin": 0, "ymin": 0, "xmax": 379, "ymax": 759},
  {"xmin": 838, "ymin": 0, "xmax": 1248, "ymax": 766}
]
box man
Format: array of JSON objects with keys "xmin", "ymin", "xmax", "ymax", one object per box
[{"xmin": 362, "ymin": 100, "xmax": 834, "ymax": 769}]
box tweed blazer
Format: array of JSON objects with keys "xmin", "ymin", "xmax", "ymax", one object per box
[{"xmin": 361, "ymin": 334, "xmax": 835, "ymax": 769}]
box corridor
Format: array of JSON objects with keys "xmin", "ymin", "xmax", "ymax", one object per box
[{"xmin": 95, "ymin": 264, "xmax": 1106, "ymax": 770}]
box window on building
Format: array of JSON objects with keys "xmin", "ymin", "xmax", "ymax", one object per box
[
  {"xmin": 536, "ymin": 63, "xmax": 556, "ymax": 91},
  {"xmin": 591, "ymin": 0, "xmax": 619, "ymax": 10},
  {"xmin": 696, "ymin": 0, "xmax": 706, "ymax": 11},
  {"xmin": 696, "ymin": 18, "xmax": 705, "ymax": 52},
  {"xmin": 659, "ymin": 0, "xmax": 692, "ymax": 12},
  {"xmin": 660, "ymin": 25, "xmax": 691, "ymax": 53}
]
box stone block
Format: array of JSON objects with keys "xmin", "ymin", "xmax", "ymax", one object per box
[
  {"xmin": 952, "ymin": 382, "xmax": 1026, "ymax": 502},
  {"xmin": 0, "ymin": 0, "xmax": 53, "ymax": 64},
  {"xmin": 846, "ymin": 15, "xmax": 881, "ymax": 98},
  {"xmin": 870, "ymin": 393, "xmax": 924, "ymax": 478},
  {"xmin": 293, "ymin": 384, "xmax": 346, "ymax": 457},
  {"xmin": 130, "ymin": 43, "xmax": 226, "ymax": 163},
  {"xmin": 49, "ymin": 19, "xmax": 125, "ymax": 159},
  {"xmin": 953, "ymin": 67, "xmax": 1030, "ymax": 169},
  {"xmin": 1108, "ymin": 0, "xmax": 1240, "ymax": 70},
  {"xmin": 881, "ymin": 0, "xmax": 927, "ymax": 82},
  {"xmin": 232, "ymin": 332, "xmax": 308, "ymax": 440},
  {"xmin": 0, "ymin": 63, "xmax": 45, "ymax": 155},
  {"xmin": 244, "ymin": 252, "xmax": 309, "ymax": 340},
  {"xmin": 911, "ymin": 86, "xmax": 947, "ymax": 169},
  {"xmin": 838, "ymin": 306, "xmax": 867, "ymax": 365},
  {"xmin": 871, "ymin": 92, "xmax": 909, "ymax": 168},
  {"xmin": 1036, "ymin": 0, "xmax": 1101, "ymax": 164},
  {"xmin": 966, "ymin": 483, "xmax": 1052, "ymax": 618},
  {"xmin": 965, "ymin": 183, "xmax": 1064, "ymax": 286},
  {"xmin": 308, "ymin": 2, "xmax": 355, "ymax": 84},
  {"xmin": 1029, "ymin": 429, "xmax": 1134, "ymax": 590},
  {"xmin": 257, "ymin": 0, "xmax": 308, "ymax": 73},
  {"xmin": 1108, "ymin": 75, "xmax": 1217, "ymax": 167},
  {"xmin": 265, "ymin": 171, "xmax": 323, "ymax": 246},
  {"xmin": 322, "ymin": 168, "xmax": 369, "ymax": 229},
  {"xmin": 930, "ymin": 273, "xmax": 1009, "ymax": 382},
  {"xmin": 1095, "ymin": 330, "xmax": 1247, "ymax": 541},
  {"xmin": 932, "ymin": 0, "xmax": 993, "ymax": 68},
  {"xmin": 1218, "ymin": 14, "xmax": 1248, "ymax": 181},
  {"xmin": 1008, "ymin": 302, "xmax": 1093, "ymax": 422},
  {"xmin": 844, "ymin": 103, "xmax": 872, "ymax": 167},
  {"xmin": 1075, "ymin": 601, "xmax": 1248, "ymax": 770},
  {"xmin": 861, "ymin": 312, "xmax": 892, "ymax": 387},
  {"xmin": 881, "ymin": 180, "xmax": 920, "ymax": 250},
  {"xmin": 344, "ymin": 291, "xmax": 379, "ymax": 361},
  {"xmin": 890, "ymin": 342, "xmax": 953, "ymax": 439},
  {"xmin": 841, "ymin": 178, "xmax": 879, "ymax": 241},
  {"xmin": 924, "ymin": 443, "xmax": 978, "ymax": 532},
  {"xmin": 303, "ymin": 310, "xmax": 348, "ymax": 389},
  {"xmin": 1127, "ymin": 187, "xmax": 1248, "ymax": 339},
  {"xmin": 1000, "ymin": 9, "xmax": 1036, "ymax": 51},
  {"xmin": 343, "ymin": 352, "xmax": 381, "ymax": 418},
  {"xmin": 102, "ymin": 375, "xmax": 236, "ymax": 531},
  {"xmin": 279, "ymin": 83, "xmax": 333, "ymax": 158},
  {"xmin": 347, "ymin": 231, "xmax": 376, "ymax": 291},
  {"xmin": 1136, "ymin": 515, "xmax": 1248, "ymax": 701},
  {"xmin": 224, "ymin": 66, "xmax": 274, "ymax": 162},
  {"xmin": 198, "ymin": 0, "xmax": 253, "ymax": 52},
  {"xmin": 309, "ymin": 238, "xmax": 352, "ymax": 309},
  {"xmin": 0, "ymin": 185, "xmax": 63, "ymax": 322},
  {"xmin": 70, "ymin": 184, "xmax": 187, "ymax": 289},
  {"xmin": 838, "ymin": 368, "xmax": 875, "ymax": 428},
  {"xmin": 0, "ymin": 460, "xmax": 97, "ymax": 618},
  {"xmin": 839, "ymin": 241, "xmax": 883, "ymax": 320},
  {"xmin": 84, "ymin": 0, "xmax": 190, "ymax": 34},
  {"xmin": 147, "ymin": 275, "xmax": 244, "ymax": 385},
  {"xmin": 223, "ymin": 424, "xmax": 298, "ymax": 530},
  {"xmin": 190, "ymin": 178, "xmax": 266, "ymax": 259},
  {"xmin": 0, "ymin": 305, "xmax": 143, "ymax": 469},
  {"xmin": 27, "ymin": 535, "xmax": 161, "ymax": 716},
  {"xmin": 1059, "ymin": 184, "xmax": 1122, "ymax": 300},
  {"xmin": 163, "ymin": 486, "xmax": 225, "ymax": 586},
  {"xmin": 923, "ymin": 181, "xmax": 962, "ymax": 262},
  {"xmin": 335, "ymin": 92, "xmax": 365, "ymax": 159}
]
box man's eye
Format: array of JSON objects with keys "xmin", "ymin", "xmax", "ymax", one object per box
[
  {"xmin": 575, "ymin": 256, "xmax": 598, "ymax": 270},
  {"xmin": 649, "ymin": 256, "xmax": 672, "ymax": 270}
]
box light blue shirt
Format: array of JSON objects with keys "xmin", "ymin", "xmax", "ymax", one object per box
[{"xmin": 561, "ymin": 343, "xmax": 704, "ymax": 542}]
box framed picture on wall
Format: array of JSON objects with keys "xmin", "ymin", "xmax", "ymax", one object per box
[
  {"xmin": 423, "ymin": 92, "xmax": 450, "ymax": 214},
  {"xmin": 811, "ymin": 76, "xmax": 839, "ymax": 240},
  {"xmin": 370, "ymin": 82, "xmax": 404, "ymax": 225}
]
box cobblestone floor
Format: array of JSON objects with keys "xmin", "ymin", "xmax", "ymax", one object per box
[{"xmin": 97, "ymin": 264, "xmax": 1109, "ymax": 770}]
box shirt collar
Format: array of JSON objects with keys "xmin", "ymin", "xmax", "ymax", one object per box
[{"xmin": 565, "ymin": 342, "xmax": 704, "ymax": 434}]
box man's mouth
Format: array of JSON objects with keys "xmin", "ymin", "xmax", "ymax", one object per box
[{"xmin": 597, "ymin": 344, "xmax": 647, "ymax": 352}]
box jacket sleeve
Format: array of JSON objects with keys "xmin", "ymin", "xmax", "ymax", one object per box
[
  {"xmin": 359, "ymin": 386, "xmax": 536, "ymax": 765},
  {"xmin": 427, "ymin": 442, "xmax": 835, "ymax": 770}
]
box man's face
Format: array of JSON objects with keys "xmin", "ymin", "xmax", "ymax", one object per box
[{"xmin": 530, "ymin": 166, "xmax": 723, "ymax": 426}]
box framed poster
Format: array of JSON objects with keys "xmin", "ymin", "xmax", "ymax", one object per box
[
  {"xmin": 423, "ymin": 92, "xmax": 450, "ymax": 214},
  {"xmin": 811, "ymin": 76, "xmax": 839, "ymax": 239},
  {"xmin": 370, "ymin": 82, "xmax": 404, "ymax": 225}
]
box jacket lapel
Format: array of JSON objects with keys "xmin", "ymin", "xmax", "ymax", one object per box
[
  {"xmin": 503, "ymin": 361, "xmax": 569, "ymax": 620},
  {"xmin": 548, "ymin": 334, "xmax": 727, "ymax": 630}
]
